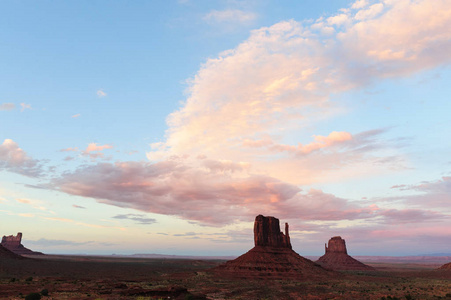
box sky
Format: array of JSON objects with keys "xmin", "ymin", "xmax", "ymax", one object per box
[{"xmin": 1, "ymin": 0, "xmax": 451, "ymax": 256}]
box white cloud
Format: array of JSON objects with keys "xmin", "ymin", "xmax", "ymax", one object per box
[
  {"xmin": 71, "ymin": 114, "xmax": 81, "ymax": 118},
  {"xmin": 20, "ymin": 103, "xmax": 31, "ymax": 112},
  {"xmin": 97, "ymin": 89, "xmax": 107, "ymax": 97},
  {"xmin": 351, "ymin": 0, "xmax": 369, "ymax": 10}
]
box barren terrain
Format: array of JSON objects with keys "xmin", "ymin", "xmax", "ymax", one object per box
[{"xmin": 1, "ymin": 254, "xmax": 451, "ymax": 299}]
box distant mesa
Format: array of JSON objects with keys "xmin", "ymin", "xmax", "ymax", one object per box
[
  {"xmin": 316, "ymin": 236, "xmax": 374, "ymax": 271},
  {"xmin": 0, "ymin": 244, "xmax": 23, "ymax": 260},
  {"xmin": 213, "ymin": 215, "xmax": 331, "ymax": 278},
  {"xmin": 1, "ymin": 232, "xmax": 44, "ymax": 256}
]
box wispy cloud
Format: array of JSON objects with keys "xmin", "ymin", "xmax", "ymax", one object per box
[
  {"xmin": 71, "ymin": 113, "xmax": 81, "ymax": 118},
  {"xmin": 20, "ymin": 103, "xmax": 32, "ymax": 112},
  {"xmin": 0, "ymin": 103, "xmax": 15, "ymax": 111},
  {"xmin": 85, "ymin": 143, "xmax": 113, "ymax": 153},
  {"xmin": 112, "ymin": 213, "xmax": 157, "ymax": 225},
  {"xmin": 72, "ymin": 204, "xmax": 86, "ymax": 209},
  {"xmin": 203, "ymin": 9, "xmax": 257, "ymax": 24},
  {"xmin": 97, "ymin": 89, "xmax": 107, "ymax": 97}
]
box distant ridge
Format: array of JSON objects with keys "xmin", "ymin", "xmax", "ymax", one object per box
[{"xmin": 128, "ymin": 253, "xmax": 236, "ymax": 260}]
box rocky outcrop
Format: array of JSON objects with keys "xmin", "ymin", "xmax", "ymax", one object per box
[
  {"xmin": 1, "ymin": 232, "xmax": 43, "ymax": 255},
  {"xmin": 316, "ymin": 236, "xmax": 374, "ymax": 271},
  {"xmin": 0, "ymin": 244, "xmax": 23, "ymax": 259},
  {"xmin": 439, "ymin": 262, "xmax": 451, "ymax": 270},
  {"xmin": 254, "ymin": 214, "xmax": 291, "ymax": 248},
  {"xmin": 325, "ymin": 236, "xmax": 347, "ymax": 254},
  {"xmin": 213, "ymin": 215, "xmax": 331, "ymax": 279}
]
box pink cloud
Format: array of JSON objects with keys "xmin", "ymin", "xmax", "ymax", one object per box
[
  {"xmin": 50, "ymin": 158, "xmax": 439, "ymax": 227},
  {"xmin": 0, "ymin": 139, "xmax": 42, "ymax": 177},
  {"xmin": 85, "ymin": 143, "xmax": 113, "ymax": 153},
  {"xmin": 0, "ymin": 103, "xmax": 15, "ymax": 111}
]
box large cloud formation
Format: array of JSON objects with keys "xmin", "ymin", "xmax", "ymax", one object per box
[{"xmin": 52, "ymin": 0, "xmax": 451, "ymax": 227}]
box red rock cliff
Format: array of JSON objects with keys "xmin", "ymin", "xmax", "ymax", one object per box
[
  {"xmin": 1, "ymin": 232, "xmax": 23, "ymax": 247},
  {"xmin": 1, "ymin": 232, "xmax": 43, "ymax": 255},
  {"xmin": 325, "ymin": 236, "xmax": 347, "ymax": 254},
  {"xmin": 254, "ymin": 215, "xmax": 291, "ymax": 249}
]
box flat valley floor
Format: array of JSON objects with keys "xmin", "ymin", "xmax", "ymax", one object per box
[{"xmin": 1, "ymin": 255, "xmax": 451, "ymax": 299}]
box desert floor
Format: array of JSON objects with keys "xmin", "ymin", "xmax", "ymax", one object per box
[{"xmin": 1, "ymin": 254, "xmax": 451, "ymax": 299}]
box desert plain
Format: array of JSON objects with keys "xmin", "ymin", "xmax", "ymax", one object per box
[{"xmin": 1, "ymin": 253, "xmax": 451, "ymax": 300}]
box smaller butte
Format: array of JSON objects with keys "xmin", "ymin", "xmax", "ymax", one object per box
[
  {"xmin": 316, "ymin": 236, "xmax": 374, "ymax": 271},
  {"xmin": 1, "ymin": 232, "xmax": 44, "ymax": 256}
]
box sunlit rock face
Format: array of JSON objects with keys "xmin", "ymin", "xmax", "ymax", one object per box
[
  {"xmin": 254, "ymin": 215, "xmax": 291, "ymax": 249},
  {"xmin": 1, "ymin": 232, "xmax": 43, "ymax": 255},
  {"xmin": 316, "ymin": 236, "xmax": 374, "ymax": 271},
  {"xmin": 325, "ymin": 236, "xmax": 348, "ymax": 254},
  {"xmin": 213, "ymin": 215, "xmax": 331, "ymax": 279}
]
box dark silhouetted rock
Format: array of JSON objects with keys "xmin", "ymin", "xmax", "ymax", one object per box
[
  {"xmin": 0, "ymin": 244, "xmax": 23, "ymax": 259},
  {"xmin": 254, "ymin": 214, "xmax": 291, "ymax": 249},
  {"xmin": 1, "ymin": 232, "xmax": 43, "ymax": 255},
  {"xmin": 316, "ymin": 236, "xmax": 374, "ymax": 271},
  {"xmin": 213, "ymin": 215, "xmax": 331, "ymax": 279}
]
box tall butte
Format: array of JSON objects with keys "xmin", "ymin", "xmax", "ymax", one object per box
[
  {"xmin": 213, "ymin": 215, "xmax": 330, "ymax": 278},
  {"xmin": 316, "ymin": 236, "xmax": 374, "ymax": 271},
  {"xmin": 1, "ymin": 232, "xmax": 43, "ymax": 256}
]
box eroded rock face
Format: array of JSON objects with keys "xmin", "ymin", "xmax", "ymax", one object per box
[
  {"xmin": 254, "ymin": 215, "xmax": 291, "ymax": 249},
  {"xmin": 1, "ymin": 232, "xmax": 23, "ymax": 248},
  {"xmin": 325, "ymin": 236, "xmax": 347, "ymax": 254},
  {"xmin": 316, "ymin": 236, "xmax": 374, "ymax": 271},
  {"xmin": 1, "ymin": 232, "xmax": 43, "ymax": 255},
  {"xmin": 213, "ymin": 215, "xmax": 331, "ymax": 278}
]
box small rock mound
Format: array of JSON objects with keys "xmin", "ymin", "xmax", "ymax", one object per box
[
  {"xmin": 316, "ymin": 236, "xmax": 374, "ymax": 271},
  {"xmin": 1, "ymin": 232, "xmax": 44, "ymax": 255},
  {"xmin": 213, "ymin": 215, "xmax": 331, "ymax": 279}
]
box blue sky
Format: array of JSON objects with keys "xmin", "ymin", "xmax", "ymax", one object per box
[{"xmin": 1, "ymin": 0, "xmax": 451, "ymax": 256}]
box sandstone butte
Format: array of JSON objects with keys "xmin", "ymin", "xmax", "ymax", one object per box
[
  {"xmin": 1, "ymin": 232, "xmax": 44, "ymax": 256},
  {"xmin": 316, "ymin": 236, "xmax": 374, "ymax": 271},
  {"xmin": 213, "ymin": 215, "xmax": 331, "ymax": 278}
]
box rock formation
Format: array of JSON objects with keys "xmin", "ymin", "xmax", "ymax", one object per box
[
  {"xmin": 0, "ymin": 244, "xmax": 23, "ymax": 259},
  {"xmin": 254, "ymin": 214, "xmax": 291, "ymax": 248},
  {"xmin": 213, "ymin": 215, "xmax": 331, "ymax": 278},
  {"xmin": 1, "ymin": 232, "xmax": 43, "ymax": 255},
  {"xmin": 316, "ymin": 236, "xmax": 374, "ymax": 271},
  {"xmin": 439, "ymin": 262, "xmax": 451, "ymax": 270}
]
